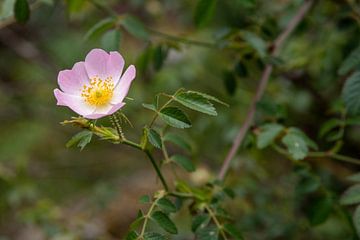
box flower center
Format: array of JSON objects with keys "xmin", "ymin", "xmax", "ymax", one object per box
[{"xmin": 81, "ymin": 76, "xmax": 114, "ymax": 106}]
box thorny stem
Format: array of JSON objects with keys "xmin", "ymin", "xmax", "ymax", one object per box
[
  {"xmin": 205, "ymin": 205, "xmax": 228, "ymax": 240},
  {"xmin": 217, "ymin": 0, "xmax": 314, "ymax": 180}
]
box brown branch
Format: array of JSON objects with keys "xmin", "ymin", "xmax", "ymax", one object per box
[{"xmin": 217, "ymin": 0, "xmax": 314, "ymax": 180}]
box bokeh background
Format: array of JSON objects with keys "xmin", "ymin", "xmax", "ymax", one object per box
[{"xmin": 1, "ymin": 0, "xmax": 360, "ymax": 239}]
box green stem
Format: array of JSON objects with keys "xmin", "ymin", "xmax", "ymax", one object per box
[
  {"xmin": 139, "ymin": 198, "xmax": 159, "ymax": 239},
  {"xmin": 205, "ymin": 205, "xmax": 228, "ymax": 240},
  {"xmin": 145, "ymin": 150, "xmax": 169, "ymax": 191}
]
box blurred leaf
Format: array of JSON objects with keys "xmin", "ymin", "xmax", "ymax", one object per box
[
  {"xmin": 125, "ymin": 231, "xmax": 138, "ymax": 240},
  {"xmin": 338, "ymin": 44, "xmax": 360, "ymax": 75},
  {"xmin": 143, "ymin": 232, "xmax": 166, "ymax": 240},
  {"xmin": 319, "ymin": 119, "xmax": 342, "ymax": 138},
  {"xmin": 171, "ymin": 155, "xmax": 195, "ymax": 172},
  {"xmin": 194, "ymin": 0, "xmax": 217, "ymax": 28},
  {"xmin": 307, "ymin": 194, "xmax": 333, "ymax": 226},
  {"xmin": 84, "ymin": 17, "xmax": 116, "ymax": 40},
  {"xmin": 153, "ymin": 45, "xmax": 168, "ymax": 71},
  {"xmin": 223, "ymin": 71, "xmax": 237, "ymax": 96},
  {"xmin": 281, "ymin": 131, "xmax": 308, "ymax": 160},
  {"xmin": 14, "ymin": 0, "xmax": 29, "ymax": 23},
  {"xmin": 163, "ymin": 133, "xmax": 192, "ymax": 152},
  {"xmin": 256, "ymin": 123, "xmax": 284, "ymax": 149},
  {"xmin": 223, "ymin": 223, "xmax": 244, "ymax": 239},
  {"xmin": 139, "ymin": 195, "xmax": 150, "ymax": 204},
  {"xmin": 147, "ymin": 128, "xmax": 162, "ymax": 149},
  {"xmin": 65, "ymin": 0, "xmax": 86, "ymax": 13},
  {"xmin": 159, "ymin": 107, "xmax": 191, "ymax": 128},
  {"xmin": 66, "ymin": 130, "xmax": 93, "ymax": 151},
  {"xmin": 191, "ymin": 214, "xmax": 210, "ymax": 232},
  {"xmin": 242, "ymin": 31, "xmax": 267, "ymax": 58},
  {"xmin": 151, "ymin": 211, "xmax": 178, "ymax": 234},
  {"xmin": 101, "ymin": 29, "xmax": 121, "ymax": 51},
  {"xmin": 196, "ymin": 225, "xmax": 219, "ymax": 240},
  {"xmin": 234, "ymin": 60, "xmax": 248, "ymax": 78},
  {"xmin": 157, "ymin": 197, "xmax": 177, "ymax": 213},
  {"xmin": 174, "ymin": 92, "xmax": 217, "ymax": 116},
  {"xmin": 353, "ymin": 205, "xmax": 360, "ymax": 238},
  {"xmin": 187, "ymin": 91, "xmax": 228, "ymax": 106},
  {"xmin": 342, "ymin": 71, "xmax": 360, "ymax": 115},
  {"xmin": 142, "ymin": 103, "xmax": 157, "ymax": 111},
  {"xmin": 340, "ymin": 184, "xmax": 360, "ymax": 205},
  {"xmin": 348, "ymin": 172, "xmax": 360, "ymax": 182},
  {"xmin": 288, "ymin": 127, "xmax": 318, "ymax": 150},
  {"xmin": 121, "ymin": 14, "xmax": 149, "ymax": 40}
]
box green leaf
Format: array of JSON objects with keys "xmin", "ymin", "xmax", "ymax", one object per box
[
  {"xmin": 307, "ymin": 194, "xmax": 333, "ymax": 226},
  {"xmin": 223, "ymin": 71, "xmax": 237, "ymax": 96},
  {"xmin": 281, "ymin": 131, "xmax": 308, "ymax": 160},
  {"xmin": 139, "ymin": 195, "xmax": 150, "ymax": 204},
  {"xmin": 153, "ymin": 45, "xmax": 168, "ymax": 71},
  {"xmin": 125, "ymin": 230, "xmax": 138, "ymax": 240},
  {"xmin": 196, "ymin": 225, "xmax": 219, "ymax": 240},
  {"xmin": 342, "ymin": 71, "xmax": 360, "ymax": 115},
  {"xmin": 194, "ymin": 0, "xmax": 217, "ymax": 28},
  {"xmin": 242, "ymin": 31, "xmax": 267, "ymax": 58},
  {"xmin": 347, "ymin": 172, "xmax": 360, "ymax": 182},
  {"xmin": 84, "ymin": 17, "xmax": 116, "ymax": 40},
  {"xmin": 66, "ymin": 130, "xmax": 93, "ymax": 151},
  {"xmin": 338, "ymin": 45, "xmax": 360, "ymax": 75},
  {"xmin": 14, "ymin": 0, "xmax": 29, "ymax": 23},
  {"xmin": 174, "ymin": 92, "xmax": 217, "ymax": 116},
  {"xmin": 151, "ymin": 211, "xmax": 178, "ymax": 234},
  {"xmin": 142, "ymin": 103, "xmax": 157, "ymax": 111},
  {"xmin": 171, "ymin": 155, "xmax": 195, "ymax": 172},
  {"xmin": 234, "ymin": 60, "xmax": 248, "ymax": 78},
  {"xmin": 288, "ymin": 128, "xmax": 318, "ymax": 150},
  {"xmin": 340, "ymin": 184, "xmax": 360, "ymax": 205},
  {"xmin": 191, "ymin": 214, "xmax": 210, "ymax": 232},
  {"xmin": 143, "ymin": 232, "xmax": 166, "ymax": 240},
  {"xmin": 163, "ymin": 133, "xmax": 192, "ymax": 152},
  {"xmin": 157, "ymin": 197, "xmax": 177, "ymax": 213},
  {"xmin": 187, "ymin": 91, "xmax": 228, "ymax": 106},
  {"xmin": 159, "ymin": 107, "xmax": 191, "ymax": 128},
  {"xmin": 120, "ymin": 14, "xmax": 149, "ymax": 40},
  {"xmin": 353, "ymin": 205, "xmax": 360, "ymax": 238},
  {"xmin": 101, "ymin": 29, "xmax": 121, "ymax": 51},
  {"xmin": 256, "ymin": 123, "xmax": 284, "ymax": 149},
  {"xmin": 319, "ymin": 119, "xmax": 342, "ymax": 138},
  {"xmin": 223, "ymin": 223, "xmax": 244, "ymax": 240},
  {"xmin": 147, "ymin": 128, "xmax": 162, "ymax": 149}
]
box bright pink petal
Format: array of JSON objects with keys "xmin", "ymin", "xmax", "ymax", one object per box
[
  {"xmin": 54, "ymin": 89, "xmax": 95, "ymax": 116},
  {"xmin": 107, "ymin": 51, "xmax": 125, "ymax": 85},
  {"xmin": 84, "ymin": 49, "xmax": 109, "ymax": 79},
  {"xmin": 111, "ymin": 65, "xmax": 136, "ymax": 104},
  {"xmin": 84, "ymin": 102, "xmax": 125, "ymax": 119},
  {"xmin": 58, "ymin": 62, "xmax": 89, "ymax": 95}
]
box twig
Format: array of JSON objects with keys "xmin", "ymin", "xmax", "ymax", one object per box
[{"xmin": 217, "ymin": 0, "xmax": 314, "ymax": 180}]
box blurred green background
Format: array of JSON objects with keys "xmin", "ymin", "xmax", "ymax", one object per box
[{"xmin": 1, "ymin": 0, "xmax": 360, "ymax": 239}]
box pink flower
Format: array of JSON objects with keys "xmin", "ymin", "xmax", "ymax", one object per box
[{"xmin": 54, "ymin": 49, "xmax": 136, "ymax": 119}]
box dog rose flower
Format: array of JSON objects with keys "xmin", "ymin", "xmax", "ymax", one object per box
[{"xmin": 54, "ymin": 48, "xmax": 136, "ymax": 119}]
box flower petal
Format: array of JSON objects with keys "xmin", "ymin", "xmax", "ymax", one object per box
[
  {"xmin": 54, "ymin": 89, "xmax": 95, "ymax": 116},
  {"xmin": 84, "ymin": 102, "xmax": 125, "ymax": 119},
  {"xmin": 58, "ymin": 62, "xmax": 89, "ymax": 95},
  {"xmin": 108, "ymin": 51, "xmax": 125, "ymax": 85},
  {"xmin": 111, "ymin": 65, "xmax": 136, "ymax": 104},
  {"xmin": 84, "ymin": 48, "xmax": 109, "ymax": 79}
]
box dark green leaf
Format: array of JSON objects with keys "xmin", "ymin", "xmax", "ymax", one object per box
[
  {"xmin": 319, "ymin": 119, "xmax": 342, "ymax": 138},
  {"xmin": 256, "ymin": 123, "xmax": 284, "ymax": 149},
  {"xmin": 143, "ymin": 232, "xmax": 166, "ymax": 240},
  {"xmin": 157, "ymin": 197, "xmax": 177, "ymax": 213},
  {"xmin": 139, "ymin": 195, "xmax": 150, "ymax": 204},
  {"xmin": 171, "ymin": 155, "xmax": 195, "ymax": 172},
  {"xmin": 196, "ymin": 225, "xmax": 219, "ymax": 240},
  {"xmin": 242, "ymin": 31, "xmax": 267, "ymax": 58},
  {"xmin": 342, "ymin": 71, "xmax": 360, "ymax": 115},
  {"xmin": 84, "ymin": 17, "xmax": 116, "ymax": 40},
  {"xmin": 159, "ymin": 107, "xmax": 191, "ymax": 128},
  {"xmin": 14, "ymin": 0, "xmax": 29, "ymax": 23},
  {"xmin": 174, "ymin": 92, "xmax": 217, "ymax": 116},
  {"xmin": 307, "ymin": 194, "xmax": 333, "ymax": 226},
  {"xmin": 66, "ymin": 130, "xmax": 93, "ymax": 151},
  {"xmin": 223, "ymin": 71, "xmax": 237, "ymax": 96},
  {"xmin": 340, "ymin": 184, "xmax": 360, "ymax": 205},
  {"xmin": 101, "ymin": 29, "xmax": 121, "ymax": 51},
  {"xmin": 194, "ymin": 0, "xmax": 217, "ymax": 28},
  {"xmin": 125, "ymin": 230, "xmax": 138, "ymax": 240},
  {"xmin": 147, "ymin": 128, "xmax": 162, "ymax": 149},
  {"xmin": 338, "ymin": 45, "xmax": 360, "ymax": 75},
  {"xmin": 191, "ymin": 214, "xmax": 210, "ymax": 232},
  {"xmin": 187, "ymin": 91, "xmax": 228, "ymax": 106},
  {"xmin": 234, "ymin": 61, "xmax": 248, "ymax": 77},
  {"xmin": 153, "ymin": 45, "xmax": 168, "ymax": 71},
  {"xmin": 223, "ymin": 223, "xmax": 244, "ymax": 240},
  {"xmin": 121, "ymin": 14, "xmax": 149, "ymax": 40},
  {"xmin": 163, "ymin": 133, "xmax": 192, "ymax": 152},
  {"xmin": 151, "ymin": 211, "xmax": 178, "ymax": 234},
  {"xmin": 353, "ymin": 205, "xmax": 360, "ymax": 238},
  {"xmin": 288, "ymin": 128, "xmax": 318, "ymax": 150}
]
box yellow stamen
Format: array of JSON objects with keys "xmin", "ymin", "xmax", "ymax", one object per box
[{"xmin": 81, "ymin": 76, "xmax": 114, "ymax": 106}]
